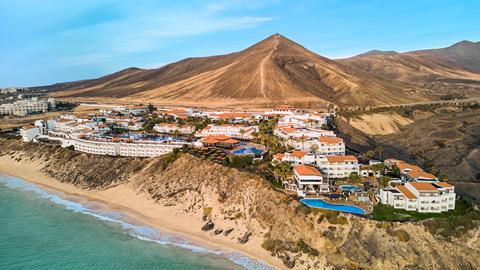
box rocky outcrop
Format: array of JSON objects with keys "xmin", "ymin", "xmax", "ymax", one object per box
[{"xmin": 1, "ymin": 138, "xmax": 480, "ymax": 270}]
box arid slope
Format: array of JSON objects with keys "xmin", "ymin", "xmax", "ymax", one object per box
[{"xmin": 48, "ymin": 34, "xmax": 426, "ymax": 107}]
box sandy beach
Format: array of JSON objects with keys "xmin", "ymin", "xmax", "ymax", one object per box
[{"xmin": 0, "ymin": 156, "xmax": 285, "ymax": 270}]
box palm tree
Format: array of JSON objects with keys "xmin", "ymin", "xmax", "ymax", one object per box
[
  {"xmin": 310, "ymin": 143, "xmax": 319, "ymax": 157},
  {"xmin": 374, "ymin": 146, "xmax": 385, "ymax": 160}
]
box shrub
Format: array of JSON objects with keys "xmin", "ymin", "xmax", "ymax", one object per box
[{"xmin": 388, "ymin": 229, "xmax": 410, "ymax": 242}]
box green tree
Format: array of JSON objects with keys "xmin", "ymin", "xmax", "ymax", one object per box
[
  {"xmin": 374, "ymin": 146, "xmax": 385, "ymax": 160},
  {"xmin": 310, "ymin": 143, "xmax": 319, "ymax": 155}
]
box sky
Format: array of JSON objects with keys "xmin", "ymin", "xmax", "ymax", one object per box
[{"xmin": 1, "ymin": 0, "xmax": 479, "ymax": 87}]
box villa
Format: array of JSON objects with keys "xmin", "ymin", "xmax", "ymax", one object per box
[
  {"xmin": 196, "ymin": 124, "xmax": 259, "ymax": 139},
  {"xmin": 378, "ymin": 182, "xmax": 455, "ymax": 213},
  {"xmin": 316, "ymin": 155, "xmax": 360, "ymax": 178},
  {"xmin": 292, "ymin": 165, "xmax": 330, "ymax": 196},
  {"xmin": 20, "ymin": 124, "xmax": 41, "ymax": 142},
  {"xmin": 302, "ymin": 136, "xmax": 345, "ymax": 155},
  {"xmin": 272, "ymin": 151, "xmax": 316, "ymax": 165}
]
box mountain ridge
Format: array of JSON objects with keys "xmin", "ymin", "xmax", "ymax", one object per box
[{"xmin": 40, "ymin": 34, "xmax": 480, "ymax": 107}]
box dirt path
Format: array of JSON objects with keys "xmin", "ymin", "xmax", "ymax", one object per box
[{"xmin": 258, "ymin": 36, "xmax": 279, "ymax": 97}]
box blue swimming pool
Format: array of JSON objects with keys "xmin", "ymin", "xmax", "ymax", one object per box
[
  {"xmin": 339, "ymin": 185, "xmax": 361, "ymax": 192},
  {"xmin": 232, "ymin": 147, "xmax": 264, "ymax": 156},
  {"xmin": 300, "ymin": 199, "xmax": 366, "ymax": 215}
]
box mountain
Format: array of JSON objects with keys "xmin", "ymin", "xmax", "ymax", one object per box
[
  {"xmin": 339, "ymin": 41, "xmax": 480, "ymax": 92},
  {"xmin": 46, "ymin": 34, "xmax": 425, "ymax": 107},
  {"xmin": 43, "ymin": 35, "xmax": 480, "ymax": 108}
]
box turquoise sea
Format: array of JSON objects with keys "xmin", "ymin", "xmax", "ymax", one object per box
[{"xmin": 0, "ymin": 174, "xmax": 273, "ymax": 270}]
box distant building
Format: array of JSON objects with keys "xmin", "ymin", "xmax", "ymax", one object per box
[
  {"xmin": 196, "ymin": 124, "xmax": 259, "ymax": 139},
  {"xmin": 154, "ymin": 123, "xmax": 194, "ymax": 134},
  {"xmin": 0, "ymin": 97, "xmax": 55, "ymax": 116},
  {"xmin": 20, "ymin": 125, "xmax": 41, "ymax": 142}
]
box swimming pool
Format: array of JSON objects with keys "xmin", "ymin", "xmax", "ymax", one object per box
[
  {"xmin": 232, "ymin": 147, "xmax": 264, "ymax": 156},
  {"xmin": 339, "ymin": 185, "xmax": 361, "ymax": 192},
  {"xmin": 300, "ymin": 198, "xmax": 366, "ymax": 215}
]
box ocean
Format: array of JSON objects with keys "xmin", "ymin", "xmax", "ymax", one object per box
[{"xmin": 0, "ymin": 174, "xmax": 273, "ymax": 270}]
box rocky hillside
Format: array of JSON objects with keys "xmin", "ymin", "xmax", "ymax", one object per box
[
  {"xmin": 340, "ymin": 40, "xmax": 480, "ymax": 99},
  {"xmin": 1, "ymin": 139, "xmax": 480, "ymax": 269},
  {"xmin": 337, "ymin": 106, "xmax": 480, "ymax": 201}
]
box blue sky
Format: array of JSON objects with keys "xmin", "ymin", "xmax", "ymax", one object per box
[{"xmin": 1, "ymin": 0, "xmax": 479, "ymax": 87}]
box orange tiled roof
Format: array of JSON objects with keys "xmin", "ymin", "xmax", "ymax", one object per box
[
  {"xmin": 294, "ymin": 165, "xmax": 322, "ymax": 176},
  {"xmin": 317, "ymin": 137, "xmax": 342, "ymax": 144},
  {"xmin": 273, "ymin": 153, "xmax": 284, "ymax": 160},
  {"xmin": 397, "ymin": 185, "xmax": 417, "ymax": 199},
  {"xmin": 22, "ymin": 125, "xmax": 35, "ymax": 129},
  {"xmin": 436, "ymin": 182, "xmax": 454, "ymax": 188},
  {"xmin": 406, "ymin": 171, "xmax": 437, "ymax": 180},
  {"xmin": 216, "ymin": 112, "xmax": 250, "ymax": 119},
  {"xmin": 409, "ymin": 182, "xmax": 438, "ymax": 191},
  {"xmin": 326, "ymin": 155, "xmax": 357, "ymax": 163},
  {"xmin": 291, "ymin": 151, "xmax": 308, "ymax": 158},
  {"xmin": 281, "ymin": 127, "xmax": 298, "ymax": 133},
  {"xmin": 397, "ymin": 163, "xmax": 423, "ymax": 172}
]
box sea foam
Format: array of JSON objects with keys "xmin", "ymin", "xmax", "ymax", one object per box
[{"xmin": 0, "ymin": 175, "xmax": 274, "ymax": 270}]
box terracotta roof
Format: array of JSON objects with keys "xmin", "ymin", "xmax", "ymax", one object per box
[
  {"xmin": 273, "ymin": 153, "xmax": 284, "ymax": 160},
  {"xmin": 326, "ymin": 155, "xmax": 357, "ymax": 163},
  {"xmin": 216, "ymin": 112, "xmax": 250, "ymax": 119},
  {"xmin": 22, "ymin": 125, "xmax": 35, "ymax": 129},
  {"xmin": 294, "ymin": 165, "xmax": 322, "ymax": 176},
  {"xmin": 290, "ymin": 151, "xmax": 308, "ymax": 158},
  {"xmin": 202, "ymin": 138, "xmax": 220, "ymax": 144},
  {"xmin": 317, "ymin": 137, "xmax": 342, "ymax": 144},
  {"xmin": 435, "ymin": 182, "xmax": 454, "ymax": 189},
  {"xmin": 281, "ymin": 127, "xmax": 298, "ymax": 133},
  {"xmin": 397, "ymin": 185, "xmax": 417, "ymax": 199},
  {"xmin": 406, "ymin": 171, "xmax": 437, "ymax": 180},
  {"xmin": 397, "ymin": 163, "xmax": 423, "ymax": 172},
  {"xmin": 202, "ymin": 135, "xmax": 232, "ymax": 141},
  {"xmin": 409, "ymin": 182, "xmax": 439, "ymax": 191}
]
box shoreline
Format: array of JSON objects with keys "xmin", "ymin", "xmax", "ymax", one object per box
[{"xmin": 0, "ymin": 156, "xmax": 285, "ymax": 270}]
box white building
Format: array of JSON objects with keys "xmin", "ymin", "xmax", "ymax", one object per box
[
  {"xmin": 302, "ymin": 137, "xmax": 345, "ymax": 155},
  {"xmin": 292, "ymin": 165, "xmax": 330, "ymax": 196},
  {"xmin": 73, "ymin": 138, "xmax": 184, "ymax": 157},
  {"xmin": 20, "ymin": 125, "xmax": 41, "ymax": 142},
  {"xmin": 272, "ymin": 151, "xmax": 316, "ymax": 165},
  {"xmin": 316, "ymin": 155, "xmax": 360, "ymax": 178},
  {"xmin": 0, "ymin": 97, "xmax": 55, "ymax": 116},
  {"xmin": 274, "ymin": 126, "xmax": 335, "ymax": 141},
  {"xmin": 265, "ymin": 105, "xmax": 296, "ymax": 116},
  {"xmin": 378, "ymin": 182, "xmax": 455, "ymax": 213},
  {"xmin": 154, "ymin": 123, "xmax": 194, "ymax": 134},
  {"xmin": 196, "ymin": 124, "xmax": 259, "ymax": 139},
  {"xmin": 277, "ymin": 113, "xmax": 327, "ymax": 128}
]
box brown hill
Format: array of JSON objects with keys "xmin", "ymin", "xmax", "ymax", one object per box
[
  {"xmin": 49, "ymin": 34, "xmax": 425, "ymax": 108},
  {"xmin": 340, "ymin": 41, "xmax": 480, "ymax": 98},
  {"xmin": 44, "ymin": 35, "xmax": 480, "ymax": 108}
]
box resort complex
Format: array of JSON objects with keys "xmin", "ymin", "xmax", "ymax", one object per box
[{"xmin": 17, "ymin": 104, "xmax": 457, "ymax": 214}]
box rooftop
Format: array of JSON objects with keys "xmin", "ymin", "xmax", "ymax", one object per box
[
  {"xmin": 294, "ymin": 165, "xmax": 322, "ymax": 176},
  {"xmin": 409, "ymin": 182, "xmax": 439, "ymax": 191},
  {"xmin": 397, "ymin": 185, "xmax": 417, "ymax": 199},
  {"xmin": 326, "ymin": 155, "xmax": 357, "ymax": 163}
]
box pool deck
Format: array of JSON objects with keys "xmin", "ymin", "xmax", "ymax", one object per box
[{"xmin": 302, "ymin": 195, "xmax": 372, "ymax": 214}]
